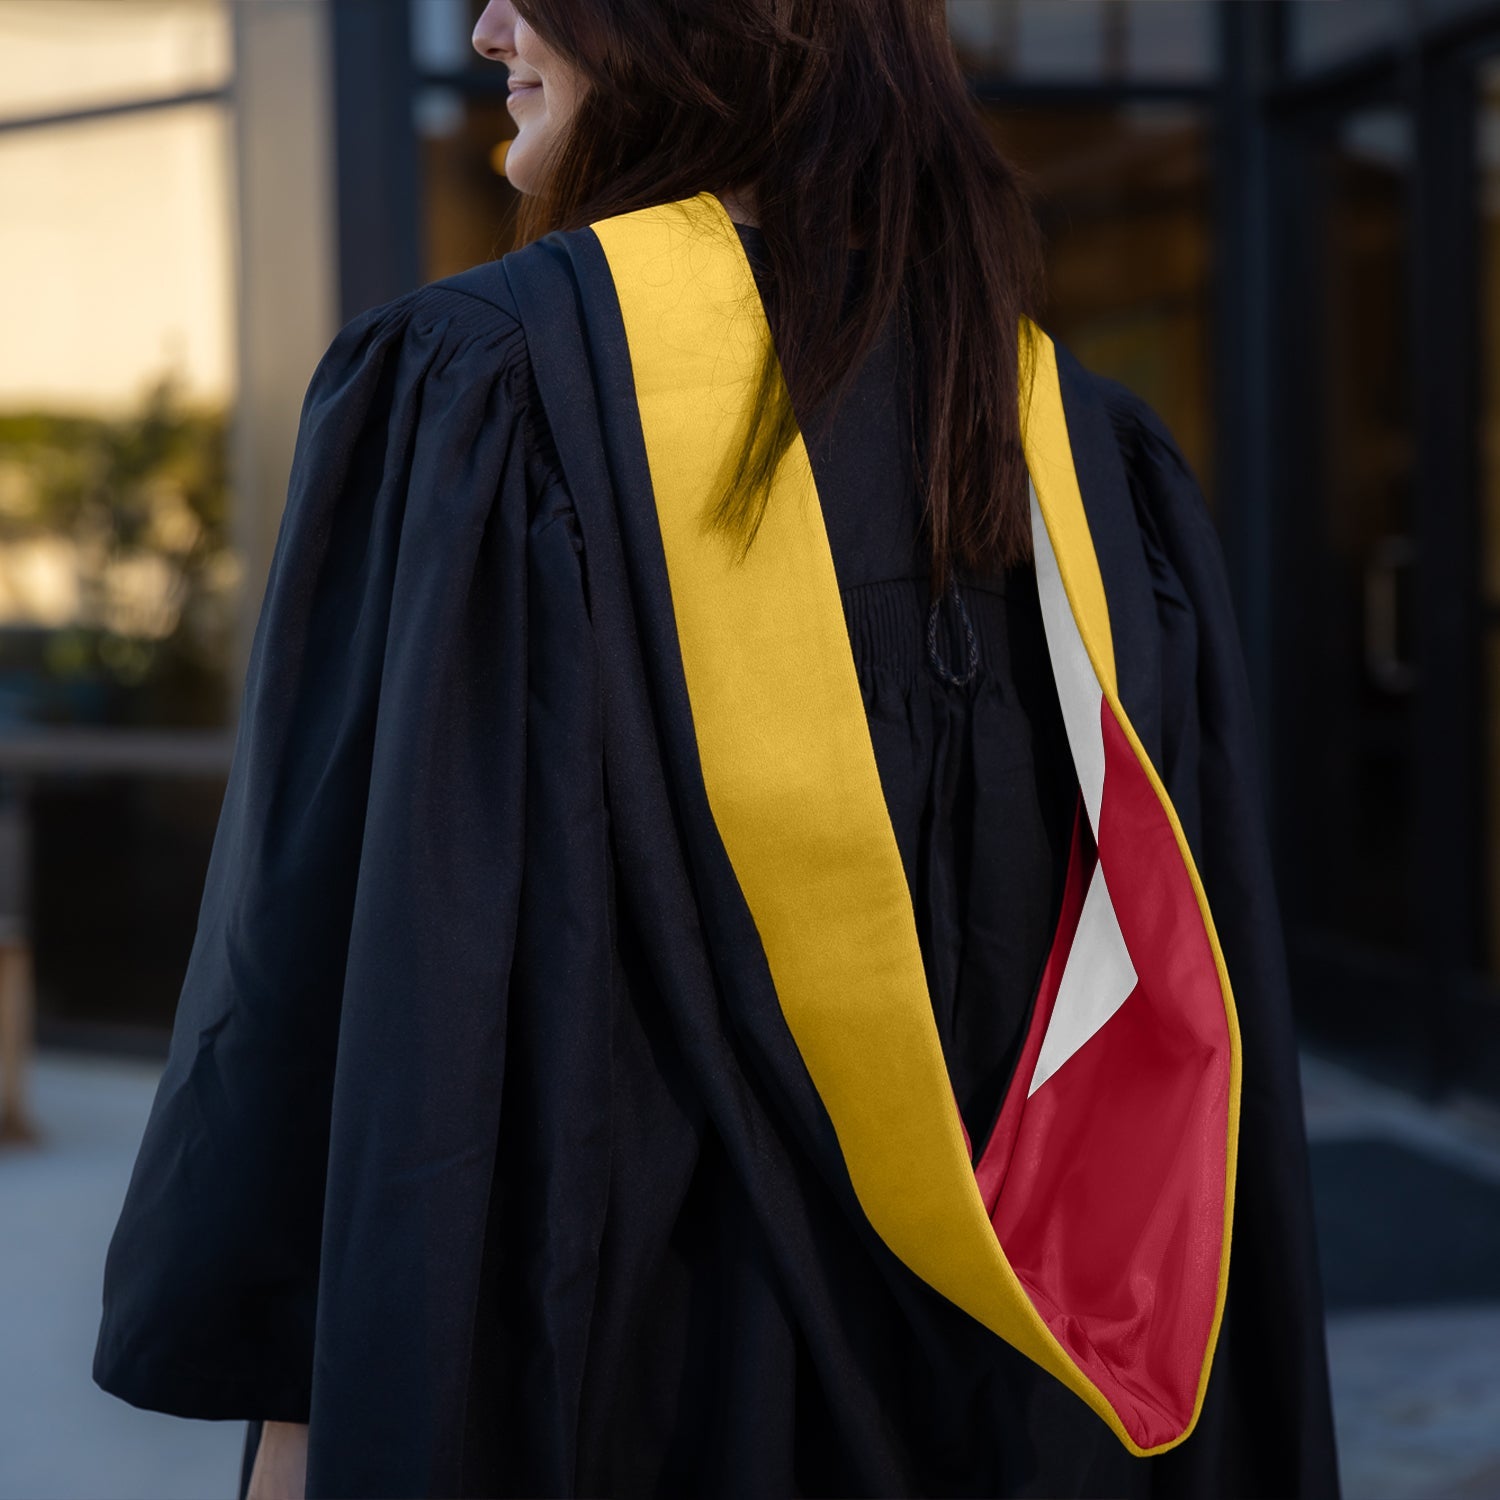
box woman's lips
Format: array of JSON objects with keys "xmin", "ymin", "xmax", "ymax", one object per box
[{"xmin": 507, "ymin": 81, "xmax": 541, "ymax": 101}]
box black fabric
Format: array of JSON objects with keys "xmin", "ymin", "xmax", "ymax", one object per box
[{"xmin": 96, "ymin": 221, "xmax": 1340, "ymax": 1500}]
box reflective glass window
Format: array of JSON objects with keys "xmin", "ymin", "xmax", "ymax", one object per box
[
  {"xmin": 0, "ymin": 0, "xmax": 230, "ymax": 123},
  {"xmin": 985, "ymin": 102, "xmax": 1215, "ymax": 501},
  {"xmin": 946, "ymin": 1, "xmax": 1214, "ymax": 84},
  {"xmin": 1286, "ymin": 0, "xmax": 1403, "ymax": 73},
  {"xmin": 0, "ymin": 69, "xmax": 236, "ymax": 732}
]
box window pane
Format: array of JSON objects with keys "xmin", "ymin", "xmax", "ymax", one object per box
[
  {"xmin": 1488, "ymin": 633, "xmax": 1500, "ymax": 982},
  {"xmin": 1420, "ymin": 0, "xmax": 1500, "ymax": 23},
  {"xmin": 1286, "ymin": 0, "xmax": 1403, "ymax": 74},
  {"xmin": 420, "ymin": 92, "xmax": 520, "ymax": 280},
  {"xmin": 411, "ymin": 0, "xmax": 476, "ymax": 74},
  {"xmin": 1013, "ymin": 0, "xmax": 1111, "ymax": 80},
  {"xmin": 986, "ymin": 103, "xmax": 1215, "ymax": 501},
  {"xmin": 946, "ymin": 1, "xmax": 1214, "ymax": 84},
  {"xmin": 1296, "ymin": 106, "xmax": 1417, "ymax": 951},
  {"xmin": 1124, "ymin": 0, "xmax": 1215, "ymax": 83},
  {"xmin": 0, "ymin": 102, "xmax": 238, "ymax": 729},
  {"xmin": 0, "ymin": 0, "xmax": 230, "ymax": 123},
  {"xmin": 1477, "ymin": 58, "xmax": 1500, "ymax": 980},
  {"xmin": 946, "ymin": 0, "xmax": 1017, "ymax": 67}
]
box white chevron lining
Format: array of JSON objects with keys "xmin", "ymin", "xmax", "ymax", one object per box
[{"xmin": 1027, "ymin": 482, "xmax": 1138, "ymax": 1096}]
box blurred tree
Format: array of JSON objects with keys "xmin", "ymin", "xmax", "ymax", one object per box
[{"xmin": 0, "ymin": 374, "xmax": 237, "ymax": 729}]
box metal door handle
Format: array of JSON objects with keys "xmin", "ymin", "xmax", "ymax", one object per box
[{"xmin": 1364, "ymin": 534, "xmax": 1416, "ymax": 694}]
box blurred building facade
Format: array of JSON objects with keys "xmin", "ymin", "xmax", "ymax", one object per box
[{"xmin": 0, "ymin": 0, "xmax": 1497, "ymax": 1100}]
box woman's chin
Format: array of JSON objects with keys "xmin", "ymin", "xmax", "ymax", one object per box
[{"xmin": 503, "ymin": 139, "xmax": 541, "ymax": 196}]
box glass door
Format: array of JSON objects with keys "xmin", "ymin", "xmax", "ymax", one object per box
[
  {"xmin": 1277, "ymin": 48, "xmax": 1500, "ymax": 1102},
  {"xmin": 1274, "ymin": 99, "xmax": 1432, "ymax": 1083},
  {"xmin": 1466, "ymin": 53, "xmax": 1500, "ymax": 1089}
]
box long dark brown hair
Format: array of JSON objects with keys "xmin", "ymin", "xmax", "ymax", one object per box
[{"xmin": 509, "ymin": 0, "xmax": 1044, "ymax": 592}]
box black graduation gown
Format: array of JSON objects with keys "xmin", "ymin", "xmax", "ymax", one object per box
[{"xmin": 93, "ymin": 217, "xmax": 1340, "ymax": 1500}]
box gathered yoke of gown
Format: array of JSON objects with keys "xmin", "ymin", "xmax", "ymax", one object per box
[{"xmin": 732, "ymin": 222, "xmax": 1079, "ymax": 1154}]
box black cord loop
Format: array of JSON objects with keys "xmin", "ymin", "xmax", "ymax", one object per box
[{"xmin": 925, "ymin": 575, "xmax": 979, "ymax": 687}]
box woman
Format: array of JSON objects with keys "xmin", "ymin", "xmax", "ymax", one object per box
[{"xmin": 94, "ymin": 3, "xmax": 1340, "ymax": 1497}]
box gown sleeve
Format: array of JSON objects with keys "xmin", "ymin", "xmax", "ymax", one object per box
[
  {"xmin": 1096, "ymin": 376, "xmax": 1342, "ymax": 1498},
  {"xmin": 91, "ymin": 282, "xmax": 584, "ymax": 1432}
]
